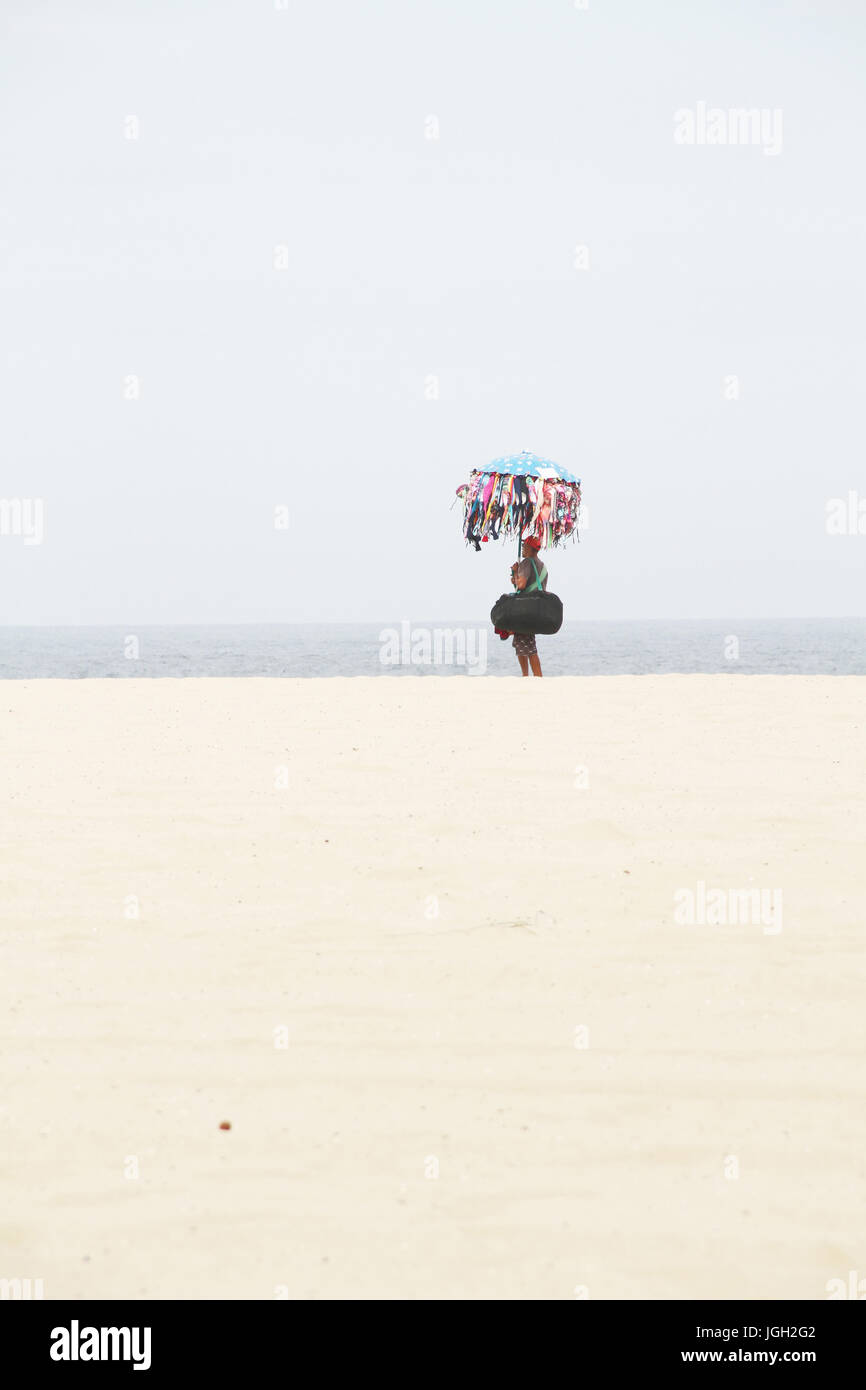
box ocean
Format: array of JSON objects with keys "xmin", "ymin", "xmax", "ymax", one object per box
[{"xmin": 1, "ymin": 619, "xmax": 864, "ymax": 678}]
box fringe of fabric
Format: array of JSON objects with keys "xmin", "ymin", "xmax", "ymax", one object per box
[{"xmin": 457, "ymin": 470, "xmax": 582, "ymax": 549}]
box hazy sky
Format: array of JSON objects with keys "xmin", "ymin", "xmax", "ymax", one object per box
[{"xmin": 2, "ymin": 0, "xmax": 865, "ymax": 624}]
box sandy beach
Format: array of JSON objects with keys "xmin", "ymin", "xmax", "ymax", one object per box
[{"xmin": 2, "ymin": 675, "xmax": 864, "ymax": 1301}]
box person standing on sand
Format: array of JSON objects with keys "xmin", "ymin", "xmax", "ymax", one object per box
[{"xmin": 509, "ymin": 535, "xmax": 547, "ymax": 678}]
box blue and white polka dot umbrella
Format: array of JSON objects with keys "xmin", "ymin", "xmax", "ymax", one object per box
[{"xmin": 486, "ymin": 451, "xmax": 580, "ymax": 484}]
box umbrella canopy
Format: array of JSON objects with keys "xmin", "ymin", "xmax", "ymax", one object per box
[{"xmin": 456, "ymin": 451, "xmax": 581, "ymax": 552}]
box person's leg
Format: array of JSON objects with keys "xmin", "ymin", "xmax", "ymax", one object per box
[
  {"xmin": 516, "ymin": 651, "xmax": 530, "ymax": 676},
  {"xmin": 529, "ymin": 652, "xmax": 543, "ymax": 677}
]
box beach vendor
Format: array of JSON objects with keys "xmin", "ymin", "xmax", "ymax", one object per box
[{"xmin": 508, "ymin": 536, "xmax": 547, "ymax": 678}]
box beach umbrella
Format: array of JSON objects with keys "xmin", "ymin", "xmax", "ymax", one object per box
[{"xmin": 456, "ymin": 451, "xmax": 581, "ymax": 555}]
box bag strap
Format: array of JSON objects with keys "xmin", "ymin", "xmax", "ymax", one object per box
[{"xmin": 529, "ymin": 560, "xmax": 547, "ymax": 592}]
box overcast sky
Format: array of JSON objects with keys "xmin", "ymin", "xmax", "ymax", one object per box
[{"xmin": 2, "ymin": 0, "xmax": 865, "ymax": 624}]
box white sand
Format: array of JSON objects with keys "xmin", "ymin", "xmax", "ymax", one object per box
[{"xmin": 2, "ymin": 676, "xmax": 864, "ymax": 1300}]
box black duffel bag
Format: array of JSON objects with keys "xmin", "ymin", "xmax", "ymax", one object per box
[{"xmin": 491, "ymin": 589, "xmax": 563, "ymax": 634}]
